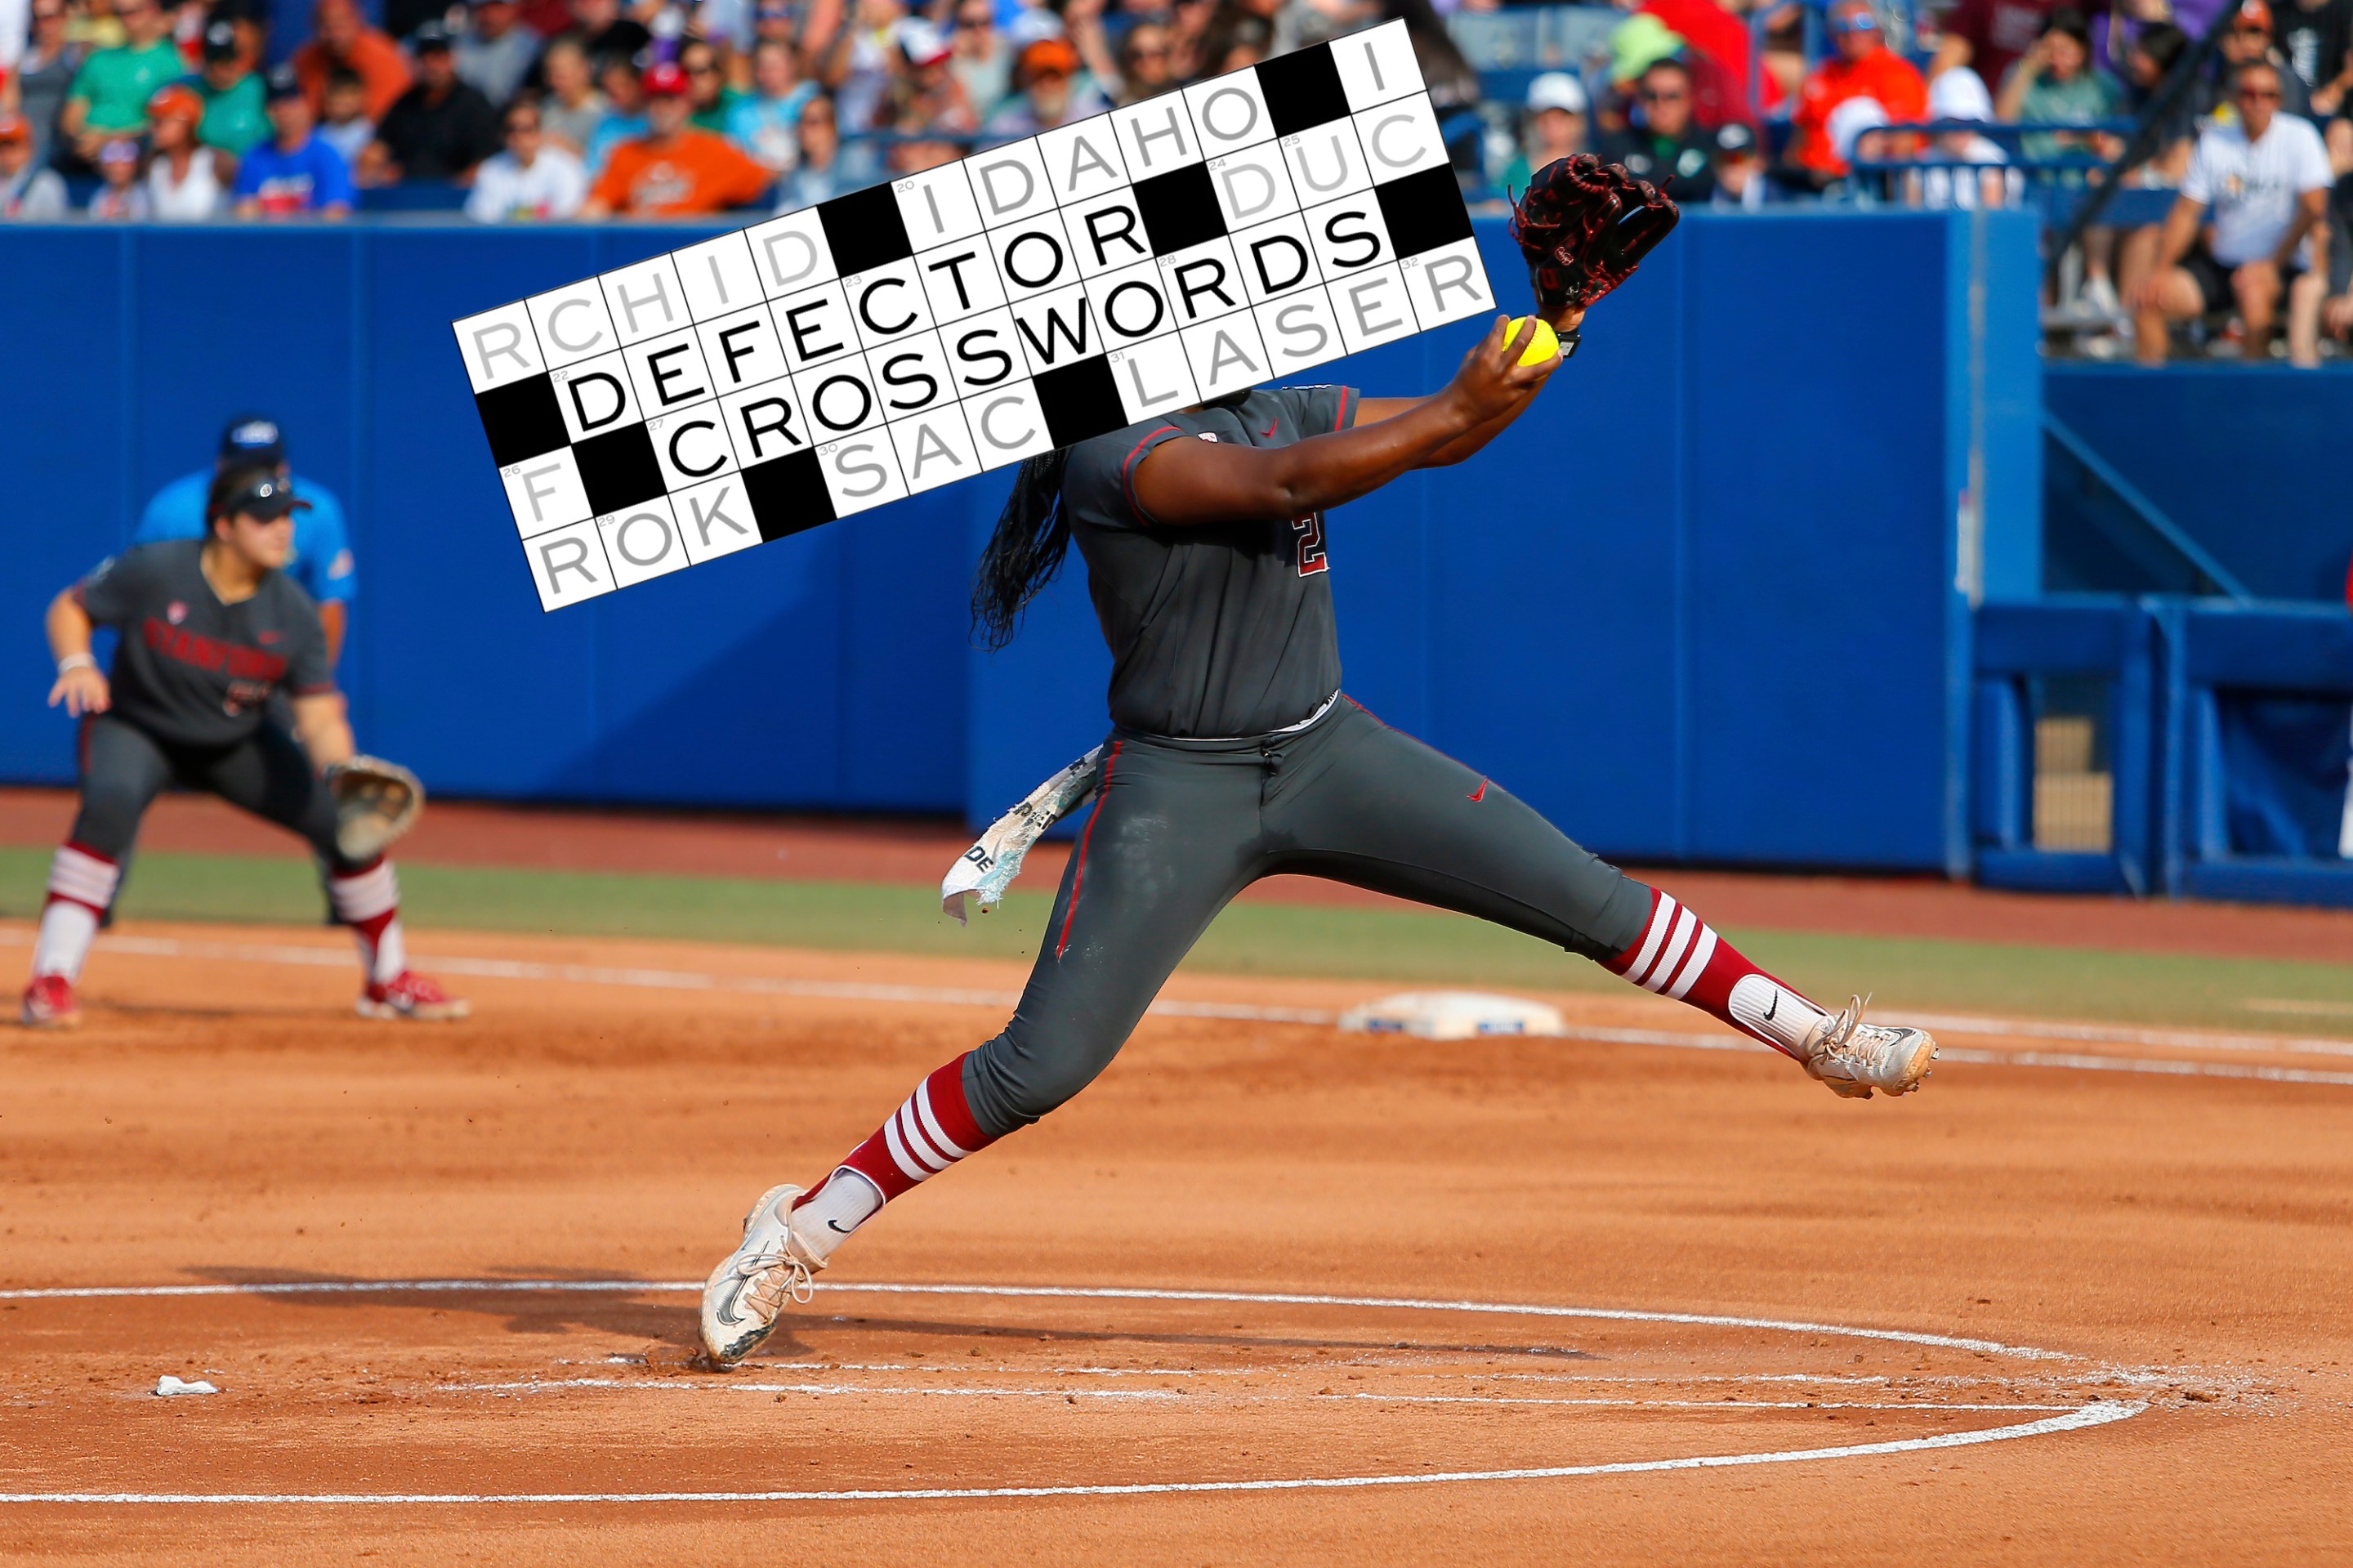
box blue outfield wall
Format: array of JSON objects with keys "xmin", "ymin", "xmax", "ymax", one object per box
[
  {"xmin": 2046, "ymin": 364, "xmax": 2353, "ymax": 603},
  {"xmin": 0, "ymin": 209, "xmax": 2041, "ymax": 871}
]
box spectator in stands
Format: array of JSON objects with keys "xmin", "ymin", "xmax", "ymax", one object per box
[
  {"xmin": 535, "ymin": 35, "xmax": 605, "ymax": 156},
  {"xmin": 2196, "ymin": 1, "xmax": 2313, "ymax": 120},
  {"xmin": 1710, "ymin": 120, "xmax": 1767, "ymax": 206},
  {"xmin": 1601, "ymin": 56, "xmax": 1717, "ymax": 201},
  {"xmin": 190, "ymin": 17, "xmax": 267, "ymax": 158},
  {"xmin": 465, "ymin": 95, "xmax": 587, "ymax": 217},
  {"xmin": 1827, "ymin": 92, "xmax": 1894, "ymax": 186},
  {"xmin": 1913, "ymin": 63, "xmax": 2016, "ymax": 209},
  {"xmin": 680, "ymin": 38, "xmax": 734, "ymax": 132},
  {"xmin": 1788, "ymin": 0, "xmax": 1926, "ymax": 182},
  {"xmin": 1931, "ymin": 0, "xmax": 2064, "ymax": 102},
  {"xmin": 1636, "ymin": 0, "xmax": 1769, "ymax": 127},
  {"xmin": 949, "ymin": 0, "xmax": 1007, "ymax": 114},
  {"xmin": 2119, "ymin": 21, "xmax": 2195, "ymax": 176},
  {"xmin": 583, "ymin": 53, "xmax": 647, "ymax": 170},
  {"xmin": 2132, "ymin": 61, "xmax": 2333, "ymax": 363},
  {"xmin": 234, "ymin": 65, "xmax": 355, "ymax": 216},
  {"xmin": 12, "ymin": 0, "xmax": 86, "ymax": 171},
  {"xmin": 143, "ymin": 80, "xmax": 222, "ymax": 217},
  {"xmin": 61, "ymin": 0, "xmax": 125, "ymax": 52},
  {"xmin": 726, "ymin": 37, "xmax": 817, "ymax": 172},
  {"xmin": 2277, "ymin": 0, "xmax": 2353, "ymax": 115},
  {"xmin": 454, "ymin": 0, "xmax": 538, "ymax": 109},
  {"xmin": 879, "ymin": 18, "xmax": 977, "ymax": 138},
  {"xmin": 1114, "ymin": 19, "xmax": 1176, "ymax": 106},
  {"xmin": 57, "ymin": 0, "xmax": 178, "ymax": 167},
  {"xmin": 561, "ymin": 0, "xmax": 651, "ymax": 78},
  {"xmin": 1995, "ymin": 9, "xmax": 2121, "ymax": 159},
  {"xmin": 360, "ymin": 20, "xmax": 502, "ymax": 184},
  {"xmin": 775, "ymin": 86, "xmax": 851, "ymax": 207},
  {"xmin": 0, "ymin": 109, "xmax": 68, "ymax": 216},
  {"xmin": 317, "ymin": 67, "xmax": 374, "ymax": 165},
  {"xmin": 293, "ymin": 0, "xmax": 411, "ymax": 123},
  {"xmin": 85, "ymin": 132, "xmax": 146, "ymax": 215},
  {"xmin": 1501, "ymin": 70, "xmax": 1586, "ymax": 193},
  {"xmin": 582, "ymin": 59, "xmax": 772, "ymax": 215},
  {"xmin": 980, "ymin": 36, "xmax": 1105, "ymax": 143}
]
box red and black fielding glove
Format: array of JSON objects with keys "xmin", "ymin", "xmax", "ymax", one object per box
[{"xmin": 1508, "ymin": 155, "xmax": 1681, "ymax": 337}]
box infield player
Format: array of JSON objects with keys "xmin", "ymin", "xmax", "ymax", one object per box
[
  {"xmin": 20, "ymin": 466, "xmax": 465, "ymax": 1029},
  {"xmin": 701, "ymin": 159, "xmax": 1940, "ymax": 1365}
]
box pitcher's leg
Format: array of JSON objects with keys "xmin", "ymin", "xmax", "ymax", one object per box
[
  {"xmin": 702, "ymin": 741, "xmax": 1262, "ymax": 1365},
  {"xmin": 1275, "ymin": 708, "xmax": 1937, "ymax": 1099}
]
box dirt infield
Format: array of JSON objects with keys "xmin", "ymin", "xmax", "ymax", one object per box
[
  {"xmin": 7, "ymin": 785, "xmax": 2351, "ymax": 963},
  {"xmin": 5, "ymin": 920, "xmax": 2351, "ymax": 1565}
]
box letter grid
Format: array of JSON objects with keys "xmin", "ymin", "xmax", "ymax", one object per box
[{"xmin": 453, "ymin": 21, "xmax": 1492, "ymax": 610}]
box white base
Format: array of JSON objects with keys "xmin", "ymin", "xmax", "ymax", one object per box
[{"xmin": 1335, "ymin": 990, "xmax": 1567, "ymax": 1042}]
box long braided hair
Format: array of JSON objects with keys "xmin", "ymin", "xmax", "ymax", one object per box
[{"xmin": 971, "ymin": 449, "xmax": 1074, "ymax": 650}]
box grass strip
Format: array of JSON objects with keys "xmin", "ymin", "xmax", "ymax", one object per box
[{"xmin": 2, "ymin": 846, "xmax": 2345, "ymax": 1034}]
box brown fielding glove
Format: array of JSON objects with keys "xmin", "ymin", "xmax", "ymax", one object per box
[
  {"xmin": 324, "ymin": 755, "xmax": 425, "ymax": 861},
  {"xmin": 1509, "ymin": 154, "xmax": 1681, "ymax": 315}
]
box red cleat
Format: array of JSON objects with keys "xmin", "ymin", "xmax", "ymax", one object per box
[
  {"xmin": 20, "ymin": 974, "xmax": 82, "ymax": 1030},
  {"xmin": 356, "ymin": 970, "xmax": 471, "ymax": 1022}
]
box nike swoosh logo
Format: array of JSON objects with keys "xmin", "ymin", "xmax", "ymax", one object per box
[
  {"xmin": 1261, "ymin": 422, "xmax": 1278, "ymax": 437},
  {"xmin": 826, "ymin": 1219, "xmax": 855, "ymax": 1234},
  {"xmin": 1467, "ymin": 780, "xmax": 1487, "ymax": 802},
  {"xmin": 1765, "ymin": 994, "xmax": 1779, "ymax": 1021}
]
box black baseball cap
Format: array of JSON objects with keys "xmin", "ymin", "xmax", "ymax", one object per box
[
  {"xmin": 412, "ymin": 19, "xmax": 453, "ymax": 51},
  {"xmin": 209, "ymin": 470, "xmax": 312, "ymax": 522},
  {"xmin": 219, "ymin": 413, "xmax": 286, "ymax": 465},
  {"xmin": 264, "ymin": 63, "xmax": 305, "ymax": 102},
  {"xmin": 202, "ymin": 18, "xmax": 239, "ymax": 61}
]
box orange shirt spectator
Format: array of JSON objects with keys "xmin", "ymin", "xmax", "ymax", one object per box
[
  {"xmin": 1791, "ymin": 0, "xmax": 1927, "ymax": 175},
  {"xmin": 293, "ymin": 0, "xmax": 412, "ymax": 121},
  {"xmin": 1641, "ymin": 0, "xmax": 1777, "ymax": 123},
  {"xmin": 584, "ymin": 63, "xmax": 775, "ymax": 217}
]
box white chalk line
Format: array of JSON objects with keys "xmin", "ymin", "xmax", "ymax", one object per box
[
  {"xmin": 0, "ymin": 1402, "xmax": 2145, "ymax": 1505},
  {"xmin": 0, "ymin": 1277, "xmax": 2143, "ymax": 1506},
  {"xmin": 7, "ymin": 928, "xmax": 2348, "ymax": 1082},
  {"xmin": 447, "ymin": 1378, "xmax": 2068, "ymax": 1414},
  {"xmin": 0, "ymin": 1278, "xmax": 2072, "ymax": 1361}
]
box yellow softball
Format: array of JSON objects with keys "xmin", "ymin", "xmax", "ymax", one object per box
[{"xmin": 1506, "ymin": 315, "xmax": 1560, "ymax": 365}]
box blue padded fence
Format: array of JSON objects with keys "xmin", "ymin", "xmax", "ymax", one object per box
[{"xmin": 0, "ymin": 209, "xmax": 2040, "ymax": 877}]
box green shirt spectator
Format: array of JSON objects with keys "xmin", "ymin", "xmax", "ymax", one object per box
[
  {"xmin": 190, "ymin": 19, "xmax": 271, "ymax": 156},
  {"xmin": 67, "ymin": 36, "xmax": 182, "ymax": 133},
  {"xmin": 196, "ymin": 71, "xmax": 270, "ymax": 154},
  {"xmin": 1995, "ymin": 9, "xmax": 2124, "ymax": 164}
]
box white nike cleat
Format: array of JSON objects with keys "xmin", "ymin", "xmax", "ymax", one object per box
[
  {"xmin": 1801, "ymin": 995, "xmax": 1938, "ymax": 1100},
  {"xmin": 699, "ymin": 1182, "xmax": 824, "ymax": 1367}
]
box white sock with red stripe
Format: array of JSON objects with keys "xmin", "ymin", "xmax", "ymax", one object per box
[
  {"xmin": 1606, "ymin": 887, "xmax": 1828, "ymax": 1060},
  {"xmin": 328, "ymin": 860, "xmax": 406, "ymax": 986},
  {"xmin": 789, "ymin": 1052, "xmax": 997, "ymax": 1263},
  {"xmin": 33, "ymin": 844, "xmax": 118, "ymax": 981}
]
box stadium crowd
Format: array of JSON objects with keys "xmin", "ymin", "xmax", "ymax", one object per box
[{"xmin": 2, "ymin": 0, "xmax": 2350, "ymax": 358}]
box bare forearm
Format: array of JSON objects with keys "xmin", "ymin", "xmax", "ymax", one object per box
[
  {"xmin": 46, "ymin": 593, "xmax": 93, "ymax": 663},
  {"xmin": 2155, "ymin": 199, "xmax": 2202, "ymax": 268},
  {"xmin": 296, "ymin": 701, "xmax": 355, "ymax": 769}
]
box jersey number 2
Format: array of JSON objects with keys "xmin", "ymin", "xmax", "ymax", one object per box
[{"xmin": 1291, "ymin": 515, "xmax": 1328, "ymax": 577}]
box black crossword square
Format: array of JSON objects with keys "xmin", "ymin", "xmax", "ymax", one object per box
[
  {"xmin": 1132, "ymin": 163, "xmax": 1227, "ymax": 257},
  {"xmin": 1257, "ymin": 45, "xmax": 1349, "ymax": 138},
  {"xmin": 573, "ymin": 424, "xmax": 668, "ymax": 516},
  {"xmin": 819, "ymin": 183, "xmax": 913, "ymax": 277},
  {"xmin": 1034, "ymin": 355, "xmax": 1125, "ymax": 449},
  {"xmin": 740, "ymin": 449, "xmax": 837, "ymax": 542},
  {"xmin": 1376, "ymin": 165, "xmax": 1474, "ymax": 257},
  {"xmin": 476, "ymin": 374, "xmax": 568, "ymax": 467}
]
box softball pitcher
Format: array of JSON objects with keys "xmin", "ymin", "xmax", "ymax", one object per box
[{"xmin": 700, "ymin": 159, "xmax": 1939, "ymax": 1365}]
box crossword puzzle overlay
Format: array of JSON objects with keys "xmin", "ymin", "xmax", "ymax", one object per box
[{"xmin": 453, "ymin": 20, "xmax": 1496, "ymax": 612}]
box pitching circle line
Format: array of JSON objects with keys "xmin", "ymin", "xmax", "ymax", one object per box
[{"xmin": 0, "ymin": 1278, "xmax": 2143, "ymax": 1505}]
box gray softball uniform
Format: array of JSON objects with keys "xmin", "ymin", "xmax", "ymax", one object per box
[{"xmin": 961, "ymin": 386, "xmax": 1652, "ymax": 1140}]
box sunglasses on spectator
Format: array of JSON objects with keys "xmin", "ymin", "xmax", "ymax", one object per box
[
  {"xmin": 1639, "ymin": 87, "xmax": 1686, "ymax": 101},
  {"xmin": 2237, "ymin": 83, "xmax": 2281, "ymax": 98}
]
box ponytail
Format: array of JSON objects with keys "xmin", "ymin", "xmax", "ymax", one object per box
[{"xmin": 971, "ymin": 448, "xmax": 1073, "ymax": 651}]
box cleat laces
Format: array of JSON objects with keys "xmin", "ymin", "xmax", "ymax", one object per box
[{"xmin": 739, "ymin": 1251, "xmax": 816, "ymax": 1315}]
